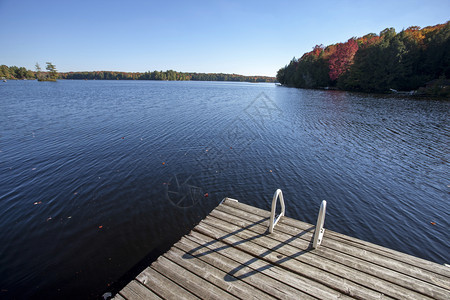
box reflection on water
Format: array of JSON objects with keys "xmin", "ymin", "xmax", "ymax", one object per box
[{"xmin": 0, "ymin": 80, "xmax": 448, "ymax": 298}]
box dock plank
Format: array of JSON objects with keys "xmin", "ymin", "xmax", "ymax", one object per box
[
  {"xmin": 183, "ymin": 231, "xmax": 352, "ymax": 299},
  {"xmin": 115, "ymin": 199, "xmax": 450, "ymax": 299},
  {"xmin": 195, "ymin": 218, "xmax": 387, "ymax": 299},
  {"xmin": 152, "ymin": 255, "xmax": 239, "ymax": 299},
  {"xmin": 178, "ymin": 234, "xmax": 317, "ymax": 299},
  {"xmin": 199, "ymin": 215, "xmax": 429, "ymax": 299},
  {"xmin": 136, "ymin": 266, "xmax": 199, "ymax": 300},
  {"xmin": 214, "ymin": 203, "xmax": 450, "ymax": 296},
  {"xmin": 201, "ymin": 215, "xmax": 440, "ymax": 299},
  {"xmin": 223, "ymin": 200, "xmax": 450, "ymax": 277},
  {"xmin": 165, "ymin": 246, "xmax": 274, "ymax": 300},
  {"xmin": 221, "ymin": 200, "xmax": 450, "ymax": 288},
  {"xmin": 112, "ymin": 293, "xmax": 126, "ymax": 300},
  {"xmin": 119, "ymin": 280, "xmax": 162, "ymax": 300}
]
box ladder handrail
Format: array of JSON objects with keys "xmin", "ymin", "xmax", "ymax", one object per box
[
  {"xmin": 312, "ymin": 200, "xmax": 327, "ymax": 249},
  {"xmin": 268, "ymin": 189, "xmax": 327, "ymax": 248},
  {"xmin": 268, "ymin": 189, "xmax": 285, "ymax": 233}
]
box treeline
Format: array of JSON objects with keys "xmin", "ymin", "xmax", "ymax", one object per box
[
  {"xmin": 277, "ymin": 21, "xmax": 450, "ymax": 94},
  {"xmin": 58, "ymin": 70, "xmax": 275, "ymax": 82},
  {"xmin": 0, "ymin": 65, "xmax": 35, "ymax": 79},
  {"xmin": 0, "ymin": 65, "xmax": 275, "ymax": 83}
]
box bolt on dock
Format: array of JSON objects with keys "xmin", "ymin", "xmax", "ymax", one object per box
[{"xmin": 113, "ymin": 192, "xmax": 449, "ymax": 299}]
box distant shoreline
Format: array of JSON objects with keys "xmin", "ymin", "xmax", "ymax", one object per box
[
  {"xmin": 2, "ymin": 78, "xmax": 276, "ymax": 84},
  {"xmin": 58, "ymin": 70, "xmax": 276, "ymax": 83},
  {"xmin": 1, "ymin": 66, "xmax": 276, "ymax": 83}
]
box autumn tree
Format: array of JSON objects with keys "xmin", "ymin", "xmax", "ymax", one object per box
[
  {"xmin": 328, "ymin": 38, "xmax": 359, "ymax": 81},
  {"xmin": 277, "ymin": 21, "xmax": 449, "ymax": 93}
]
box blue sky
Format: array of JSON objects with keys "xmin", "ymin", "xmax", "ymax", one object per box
[{"xmin": 0, "ymin": 0, "xmax": 448, "ymax": 76}]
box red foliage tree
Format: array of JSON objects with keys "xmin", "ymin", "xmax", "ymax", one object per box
[
  {"xmin": 300, "ymin": 45, "xmax": 325, "ymax": 60},
  {"xmin": 312, "ymin": 44, "xmax": 324, "ymax": 57},
  {"xmin": 328, "ymin": 38, "xmax": 359, "ymax": 81}
]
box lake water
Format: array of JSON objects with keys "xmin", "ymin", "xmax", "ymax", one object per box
[{"xmin": 0, "ymin": 80, "xmax": 448, "ymax": 298}]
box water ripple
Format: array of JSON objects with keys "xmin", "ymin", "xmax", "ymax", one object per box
[{"xmin": 0, "ymin": 81, "xmax": 448, "ymax": 298}]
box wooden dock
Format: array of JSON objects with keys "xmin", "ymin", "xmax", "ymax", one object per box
[{"xmin": 114, "ymin": 198, "xmax": 449, "ymax": 299}]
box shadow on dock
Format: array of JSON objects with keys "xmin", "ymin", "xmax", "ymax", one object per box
[{"xmin": 183, "ymin": 216, "xmax": 314, "ymax": 281}]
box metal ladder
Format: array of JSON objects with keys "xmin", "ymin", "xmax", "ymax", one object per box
[{"xmin": 268, "ymin": 189, "xmax": 327, "ymax": 249}]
